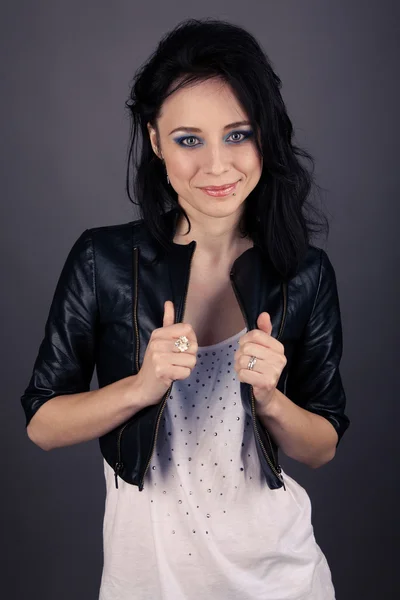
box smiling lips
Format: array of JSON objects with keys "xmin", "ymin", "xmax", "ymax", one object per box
[{"xmin": 200, "ymin": 180, "xmax": 240, "ymax": 196}]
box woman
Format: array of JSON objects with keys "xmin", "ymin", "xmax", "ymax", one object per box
[{"xmin": 21, "ymin": 18, "xmax": 350, "ymax": 600}]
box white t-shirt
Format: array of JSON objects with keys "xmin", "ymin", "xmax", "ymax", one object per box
[{"xmin": 98, "ymin": 328, "xmax": 336, "ymax": 599}]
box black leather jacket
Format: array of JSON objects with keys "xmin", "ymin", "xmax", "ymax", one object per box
[{"xmin": 21, "ymin": 208, "xmax": 350, "ymax": 492}]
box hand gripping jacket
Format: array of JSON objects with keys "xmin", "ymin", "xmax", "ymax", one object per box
[{"xmin": 21, "ymin": 208, "xmax": 350, "ymax": 492}]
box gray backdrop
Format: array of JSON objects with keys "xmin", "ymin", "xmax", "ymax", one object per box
[{"xmin": 1, "ymin": 1, "xmax": 398, "ymax": 598}]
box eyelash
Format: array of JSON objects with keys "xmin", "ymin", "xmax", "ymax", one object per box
[{"xmin": 174, "ymin": 130, "xmax": 254, "ymax": 148}]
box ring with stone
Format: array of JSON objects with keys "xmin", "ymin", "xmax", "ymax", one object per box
[
  {"xmin": 247, "ymin": 356, "xmax": 257, "ymax": 370},
  {"xmin": 174, "ymin": 335, "xmax": 190, "ymax": 352}
]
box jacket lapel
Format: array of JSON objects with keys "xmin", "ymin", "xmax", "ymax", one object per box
[
  {"xmin": 231, "ymin": 246, "xmax": 284, "ymax": 339},
  {"xmin": 135, "ymin": 209, "xmax": 196, "ymax": 369}
]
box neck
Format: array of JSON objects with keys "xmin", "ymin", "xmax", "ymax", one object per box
[{"xmin": 172, "ymin": 207, "xmax": 253, "ymax": 267}]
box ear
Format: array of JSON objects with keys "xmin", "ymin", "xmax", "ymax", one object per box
[{"xmin": 147, "ymin": 122, "xmax": 162, "ymax": 159}]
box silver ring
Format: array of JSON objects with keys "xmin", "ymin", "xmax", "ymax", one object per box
[
  {"xmin": 247, "ymin": 356, "xmax": 257, "ymax": 370},
  {"xmin": 174, "ymin": 335, "xmax": 190, "ymax": 352}
]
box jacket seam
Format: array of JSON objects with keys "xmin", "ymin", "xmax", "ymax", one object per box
[
  {"xmin": 308, "ymin": 247, "xmax": 323, "ymax": 322},
  {"xmin": 87, "ymin": 228, "xmax": 100, "ymax": 320}
]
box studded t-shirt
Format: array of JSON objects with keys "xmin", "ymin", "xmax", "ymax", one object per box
[{"xmin": 98, "ymin": 328, "xmax": 336, "ymax": 600}]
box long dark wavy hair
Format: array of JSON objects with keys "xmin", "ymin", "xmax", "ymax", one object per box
[{"xmin": 124, "ymin": 17, "xmax": 329, "ymax": 280}]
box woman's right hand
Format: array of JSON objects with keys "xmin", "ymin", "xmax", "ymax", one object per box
[{"xmin": 135, "ymin": 300, "xmax": 198, "ymax": 408}]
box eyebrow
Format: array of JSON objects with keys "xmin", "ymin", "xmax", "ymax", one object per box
[{"xmin": 168, "ymin": 121, "xmax": 251, "ymax": 135}]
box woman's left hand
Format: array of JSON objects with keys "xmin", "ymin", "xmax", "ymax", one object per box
[{"xmin": 234, "ymin": 312, "xmax": 287, "ymax": 414}]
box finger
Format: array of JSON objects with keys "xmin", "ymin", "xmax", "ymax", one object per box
[
  {"xmin": 239, "ymin": 330, "xmax": 283, "ymax": 353},
  {"xmin": 163, "ymin": 300, "xmax": 175, "ymax": 328},
  {"xmin": 236, "ymin": 350, "xmax": 286, "ymax": 377},
  {"xmin": 237, "ymin": 368, "xmax": 266, "ymax": 387},
  {"xmin": 168, "ymin": 350, "xmax": 197, "ymax": 369},
  {"xmin": 236, "ymin": 352, "xmax": 264, "ymax": 375},
  {"xmin": 256, "ymin": 311, "xmax": 273, "ymax": 336},
  {"xmin": 152, "ymin": 337, "xmax": 198, "ymax": 355},
  {"xmin": 153, "ymin": 350, "xmax": 195, "ymax": 382},
  {"xmin": 239, "ymin": 342, "xmax": 269, "ymax": 361}
]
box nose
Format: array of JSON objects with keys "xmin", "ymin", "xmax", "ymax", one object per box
[{"xmin": 202, "ymin": 144, "xmax": 231, "ymax": 176}]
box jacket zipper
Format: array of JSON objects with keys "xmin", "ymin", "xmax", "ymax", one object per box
[
  {"xmin": 230, "ymin": 272, "xmax": 287, "ymax": 490},
  {"xmin": 263, "ymin": 281, "xmax": 287, "ymax": 483},
  {"xmin": 138, "ymin": 242, "xmax": 197, "ymax": 491},
  {"xmin": 114, "ymin": 246, "xmax": 141, "ymax": 489}
]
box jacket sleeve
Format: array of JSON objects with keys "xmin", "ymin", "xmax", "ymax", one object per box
[
  {"xmin": 285, "ymin": 248, "xmax": 350, "ymax": 447},
  {"xmin": 21, "ymin": 229, "xmax": 98, "ymax": 428}
]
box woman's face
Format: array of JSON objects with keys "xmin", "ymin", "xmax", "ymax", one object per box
[{"xmin": 147, "ymin": 78, "xmax": 263, "ymax": 220}]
